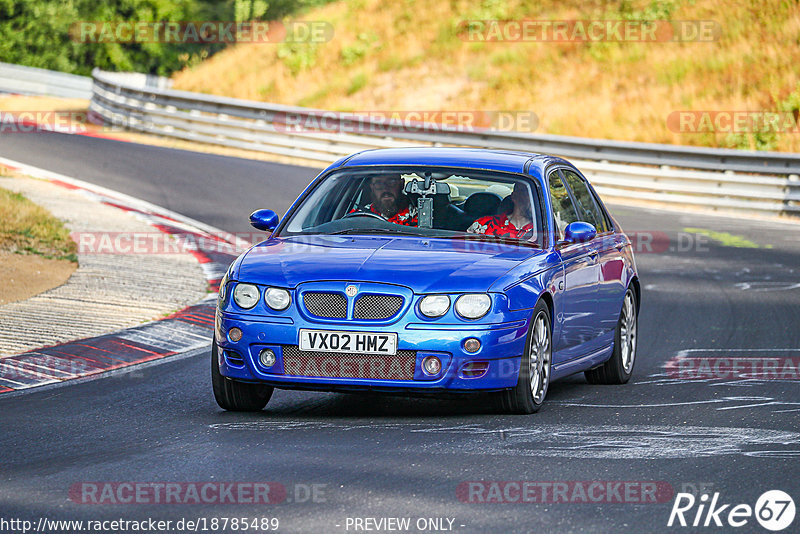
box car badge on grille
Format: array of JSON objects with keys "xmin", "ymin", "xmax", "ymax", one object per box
[{"xmin": 345, "ymin": 285, "xmax": 358, "ymax": 297}]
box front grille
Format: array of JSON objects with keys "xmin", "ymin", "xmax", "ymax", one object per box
[
  {"xmin": 282, "ymin": 345, "xmax": 415, "ymax": 380},
  {"xmin": 303, "ymin": 292, "xmax": 347, "ymax": 319},
  {"xmin": 353, "ymin": 294, "xmax": 404, "ymax": 320}
]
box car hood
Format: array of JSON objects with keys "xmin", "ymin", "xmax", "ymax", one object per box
[{"xmin": 236, "ymin": 235, "xmax": 546, "ymax": 293}]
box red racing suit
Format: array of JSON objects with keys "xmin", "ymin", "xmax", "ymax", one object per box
[{"xmin": 466, "ymin": 213, "xmax": 534, "ymax": 239}]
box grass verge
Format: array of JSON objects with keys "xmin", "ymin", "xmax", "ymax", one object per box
[{"xmin": 0, "ymin": 178, "xmax": 78, "ymax": 262}]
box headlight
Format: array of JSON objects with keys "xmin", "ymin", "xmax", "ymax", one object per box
[
  {"xmin": 455, "ymin": 294, "xmax": 491, "ymax": 319},
  {"xmin": 265, "ymin": 287, "xmax": 291, "ymax": 310},
  {"xmin": 233, "ymin": 283, "xmax": 260, "ymax": 309},
  {"xmin": 217, "ymin": 272, "xmax": 229, "ymax": 305},
  {"xmin": 419, "ymin": 295, "xmax": 450, "ymax": 318}
]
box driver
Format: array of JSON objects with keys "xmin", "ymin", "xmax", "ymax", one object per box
[
  {"xmin": 353, "ymin": 174, "xmax": 418, "ymax": 226},
  {"xmin": 467, "ymin": 182, "xmax": 535, "ymax": 239}
]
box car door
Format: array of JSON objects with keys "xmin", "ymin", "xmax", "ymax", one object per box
[
  {"xmin": 547, "ymin": 169, "xmax": 601, "ymax": 363},
  {"xmin": 561, "ymin": 168, "xmax": 625, "ymax": 347}
]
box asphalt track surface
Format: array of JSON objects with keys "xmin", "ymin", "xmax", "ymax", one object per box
[{"xmin": 1, "ymin": 132, "xmax": 799, "ymax": 533}]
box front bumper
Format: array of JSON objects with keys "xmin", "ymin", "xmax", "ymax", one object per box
[{"xmin": 215, "ymin": 311, "xmax": 531, "ymax": 392}]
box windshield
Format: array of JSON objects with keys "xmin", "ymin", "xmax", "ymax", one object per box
[{"xmin": 278, "ymin": 167, "xmax": 544, "ymax": 247}]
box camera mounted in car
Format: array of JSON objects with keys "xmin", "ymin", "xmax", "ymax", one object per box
[{"xmin": 404, "ymin": 173, "xmax": 450, "ymax": 228}]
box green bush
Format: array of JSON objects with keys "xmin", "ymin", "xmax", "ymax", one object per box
[{"xmin": 0, "ymin": 0, "xmax": 333, "ymax": 76}]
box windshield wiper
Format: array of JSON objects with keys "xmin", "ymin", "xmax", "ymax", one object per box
[
  {"xmin": 446, "ymin": 234, "xmax": 541, "ymax": 248},
  {"xmin": 331, "ymin": 228, "xmax": 421, "ymax": 236}
]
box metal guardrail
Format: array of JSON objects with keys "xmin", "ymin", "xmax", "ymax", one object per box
[
  {"xmin": 0, "ymin": 62, "xmax": 93, "ymax": 99},
  {"xmin": 89, "ymin": 68, "xmax": 800, "ymax": 216}
]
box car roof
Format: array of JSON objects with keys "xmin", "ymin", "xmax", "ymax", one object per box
[{"xmin": 331, "ymin": 147, "xmax": 573, "ymax": 179}]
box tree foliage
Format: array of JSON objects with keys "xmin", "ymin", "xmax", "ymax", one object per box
[{"xmin": 0, "ymin": 0, "xmax": 328, "ymax": 75}]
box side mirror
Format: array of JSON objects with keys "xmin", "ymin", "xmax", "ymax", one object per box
[
  {"xmin": 562, "ymin": 221, "xmax": 597, "ymax": 244},
  {"xmin": 249, "ymin": 209, "xmax": 279, "ymax": 231}
]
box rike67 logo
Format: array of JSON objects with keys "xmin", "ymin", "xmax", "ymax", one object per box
[{"xmin": 668, "ymin": 490, "xmax": 795, "ymax": 531}]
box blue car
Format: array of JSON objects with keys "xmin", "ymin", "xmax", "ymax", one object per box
[{"xmin": 212, "ymin": 148, "xmax": 640, "ymax": 413}]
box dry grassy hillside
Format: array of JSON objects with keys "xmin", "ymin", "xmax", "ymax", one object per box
[{"xmin": 172, "ymin": 0, "xmax": 800, "ymax": 152}]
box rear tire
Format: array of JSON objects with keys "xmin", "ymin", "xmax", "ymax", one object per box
[
  {"xmin": 585, "ymin": 287, "xmax": 638, "ymax": 385},
  {"xmin": 211, "ymin": 339, "xmax": 273, "ymax": 411},
  {"xmin": 499, "ymin": 300, "xmax": 552, "ymax": 414}
]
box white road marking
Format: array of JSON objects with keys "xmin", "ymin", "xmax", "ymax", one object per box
[
  {"xmin": 209, "ymin": 422, "xmax": 800, "ymax": 459},
  {"xmin": 735, "ymin": 281, "xmax": 800, "ymax": 291},
  {"xmin": 553, "ymin": 399, "xmax": 723, "ymax": 408}
]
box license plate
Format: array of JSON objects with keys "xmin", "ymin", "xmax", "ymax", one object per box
[{"xmin": 299, "ymin": 329, "xmax": 397, "ymax": 355}]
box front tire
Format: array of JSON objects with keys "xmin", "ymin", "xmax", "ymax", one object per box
[
  {"xmin": 499, "ymin": 300, "xmax": 552, "ymax": 414},
  {"xmin": 585, "ymin": 287, "xmax": 638, "ymax": 385},
  {"xmin": 211, "ymin": 339, "xmax": 273, "ymax": 411}
]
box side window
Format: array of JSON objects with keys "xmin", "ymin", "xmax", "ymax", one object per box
[
  {"xmin": 547, "ymin": 170, "xmax": 580, "ymax": 241},
  {"xmin": 561, "ymin": 170, "xmax": 608, "ymax": 233}
]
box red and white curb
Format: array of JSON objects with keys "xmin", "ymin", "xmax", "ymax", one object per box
[{"xmin": 0, "ymin": 156, "xmax": 251, "ymax": 393}]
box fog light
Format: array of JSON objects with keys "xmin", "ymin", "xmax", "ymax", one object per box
[
  {"xmin": 463, "ymin": 338, "xmax": 481, "ymax": 353},
  {"xmin": 422, "ymin": 356, "xmax": 442, "ymax": 375},
  {"xmin": 228, "ymin": 327, "xmax": 242, "ymax": 342},
  {"xmin": 259, "ymin": 348, "xmax": 276, "ymax": 368}
]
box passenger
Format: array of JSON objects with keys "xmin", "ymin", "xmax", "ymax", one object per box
[
  {"xmin": 467, "ymin": 182, "xmax": 535, "ymax": 239},
  {"xmin": 353, "ymin": 174, "xmax": 418, "ymax": 226}
]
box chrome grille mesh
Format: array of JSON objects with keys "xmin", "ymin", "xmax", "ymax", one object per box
[
  {"xmin": 282, "ymin": 346, "xmax": 415, "ymax": 380},
  {"xmin": 303, "ymin": 292, "xmax": 347, "ymax": 319},
  {"xmin": 353, "ymin": 294, "xmax": 404, "ymax": 320}
]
